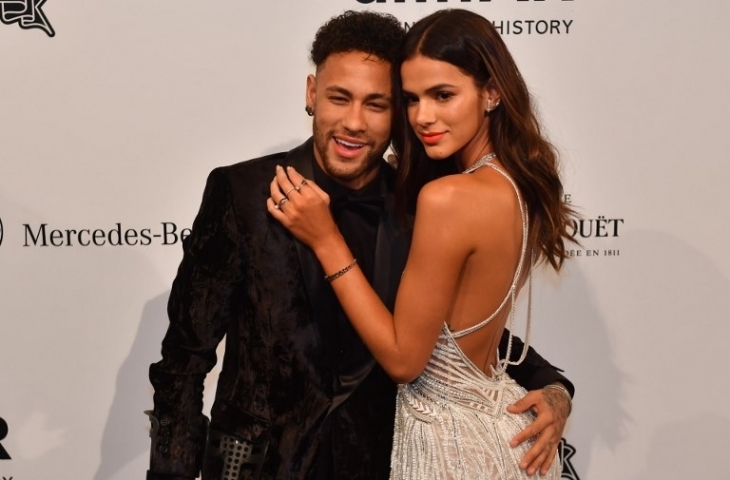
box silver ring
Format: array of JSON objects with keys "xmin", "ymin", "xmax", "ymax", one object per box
[
  {"xmin": 295, "ymin": 180, "xmax": 307, "ymax": 192},
  {"xmin": 276, "ymin": 197, "xmax": 289, "ymax": 210},
  {"xmin": 284, "ymin": 188, "xmax": 296, "ymax": 198}
]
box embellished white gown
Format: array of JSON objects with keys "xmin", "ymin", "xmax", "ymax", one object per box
[{"xmin": 389, "ymin": 160, "xmax": 561, "ymax": 480}]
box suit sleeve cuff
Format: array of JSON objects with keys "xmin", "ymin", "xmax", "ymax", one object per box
[
  {"xmin": 147, "ymin": 471, "xmax": 196, "ymax": 480},
  {"xmin": 528, "ymin": 369, "xmax": 575, "ymax": 398}
]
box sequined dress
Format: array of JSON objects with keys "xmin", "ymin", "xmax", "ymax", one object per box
[{"xmin": 389, "ymin": 159, "xmax": 560, "ymax": 480}]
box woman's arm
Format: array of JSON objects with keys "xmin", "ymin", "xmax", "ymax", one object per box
[{"xmin": 268, "ymin": 166, "xmax": 470, "ymax": 383}]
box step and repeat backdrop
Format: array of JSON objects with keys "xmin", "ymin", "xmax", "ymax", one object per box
[{"xmin": 2, "ymin": 1, "xmax": 729, "ymax": 479}]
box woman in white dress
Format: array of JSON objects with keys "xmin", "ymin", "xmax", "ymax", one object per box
[{"xmin": 268, "ymin": 9, "xmax": 575, "ymax": 479}]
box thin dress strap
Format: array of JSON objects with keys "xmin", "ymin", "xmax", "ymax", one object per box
[{"xmin": 450, "ymin": 160, "xmax": 532, "ymax": 376}]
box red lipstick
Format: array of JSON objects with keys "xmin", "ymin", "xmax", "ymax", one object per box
[{"xmin": 420, "ymin": 132, "xmax": 445, "ymax": 146}]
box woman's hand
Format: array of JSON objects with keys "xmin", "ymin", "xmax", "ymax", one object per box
[{"xmin": 267, "ymin": 165, "xmax": 341, "ymax": 251}]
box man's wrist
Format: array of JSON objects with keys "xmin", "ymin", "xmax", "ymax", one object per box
[
  {"xmin": 544, "ymin": 382, "xmax": 571, "ymax": 400},
  {"xmin": 543, "ymin": 383, "xmax": 572, "ymax": 416}
]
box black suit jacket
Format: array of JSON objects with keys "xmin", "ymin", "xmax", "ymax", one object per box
[{"xmin": 147, "ymin": 138, "xmax": 573, "ymax": 480}]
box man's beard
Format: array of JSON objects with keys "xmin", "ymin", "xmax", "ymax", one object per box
[{"xmin": 312, "ymin": 122, "xmax": 387, "ymax": 185}]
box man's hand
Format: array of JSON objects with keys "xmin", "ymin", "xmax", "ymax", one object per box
[{"xmin": 507, "ymin": 385, "xmax": 571, "ymax": 476}]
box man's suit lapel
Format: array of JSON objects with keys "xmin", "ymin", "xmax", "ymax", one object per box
[
  {"xmin": 283, "ymin": 139, "xmax": 321, "ymax": 304},
  {"xmin": 372, "ymin": 171, "xmax": 411, "ymax": 311},
  {"xmin": 281, "ymin": 143, "xmax": 411, "ymax": 406},
  {"xmin": 284, "ymin": 140, "xmax": 345, "ymax": 405}
]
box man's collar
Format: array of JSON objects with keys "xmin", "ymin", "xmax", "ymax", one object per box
[{"xmin": 310, "ymin": 155, "xmax": 382, "ymax": 200}]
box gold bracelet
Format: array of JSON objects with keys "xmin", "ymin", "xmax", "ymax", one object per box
[{"xmin": 324, "ymin": 259, "xmax": 357, "ymax": 282}]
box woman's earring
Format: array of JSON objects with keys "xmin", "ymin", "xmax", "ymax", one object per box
[
  {"xmin": 485, "ymin": 99, "xmax": 500, "ymax": 115},
  {"xmin": 305, "ymin": 106, "xmax": 314, "ymax": 117}
]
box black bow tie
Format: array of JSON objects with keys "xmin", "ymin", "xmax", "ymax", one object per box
[{"xmin": 330, "ymin": 188, "xmax": 384, "ymax": 224}]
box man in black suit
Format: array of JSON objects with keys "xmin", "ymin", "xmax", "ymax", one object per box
[{"xmin": 146, "ymin": 10, "xmax": 573, "ymax": 480}]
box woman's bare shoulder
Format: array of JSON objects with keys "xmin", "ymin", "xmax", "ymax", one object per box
[
  {"xmin": 417, "ymin": 169, "xmax": 518, "ymax": 217},
  {"xmin": 416, "ymin": 175, "xmax": 462, "ymax": 208}
]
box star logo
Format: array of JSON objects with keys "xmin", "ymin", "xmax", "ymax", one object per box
[{"xmin": 1, "ymin": 0, "xmax": 54, "ymax": 37}]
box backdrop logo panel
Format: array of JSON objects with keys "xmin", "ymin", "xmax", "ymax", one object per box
[
  {"xmin": 20, "ymin": 222, "xmax": 191, "ymax": 247},
  {"xmin": 355, "ymin": 0, "xmax": 575, "ymax": 3},
  {"xmin": 362, "ymin": 0, "xmax": 578, "ymax": 36},
  {"xmin": 565, "ymin": 195, "xmax": 624, "ymax": 258},
  {"xmin": 0, "ymin": 417, "xmax": 10, "ymax": 460},
  {"xmin": 567, "ymin": 215, "xmax": 624, "ymax": 258},
  {"xmin": 491, "ymin": 18, "xmax": 573, "ymax": 35},
  {"xmin": 558, "ymin": 438, "xmax": 580, "ymax": 480},
  {"xmin": 0, "ymin": 0, "xmax": 54, "ymax": 37}
]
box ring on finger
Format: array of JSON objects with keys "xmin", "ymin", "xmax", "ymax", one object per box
[
  {"xmin": 295, "ymin": 179, "xmax": 308, "ymax": 191},
  {"xmin": 284, "ymin": 187, "xmax": 296, "ymax": 198},
  {"xmin": 276, "ymin": 197, "xmax": 289, "ymax": 210}
]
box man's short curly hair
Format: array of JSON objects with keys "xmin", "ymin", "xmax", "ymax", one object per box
[{"xmin": 310, "ymin": 10, "xmax": 405, "ymax": 68}]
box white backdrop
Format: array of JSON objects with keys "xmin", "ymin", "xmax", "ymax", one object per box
[{"xmin": 2, "ymin": 1, "xmax": 729, "ymax": 479}]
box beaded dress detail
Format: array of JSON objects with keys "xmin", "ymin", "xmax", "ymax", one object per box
[{"xmin": 389, "ymin": 156, "xmax": 560, "ymax": 480}]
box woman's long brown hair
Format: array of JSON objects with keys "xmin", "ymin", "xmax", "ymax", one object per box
[{"xmin": 392, "ymin": 9, "xmax": 576, "ymax": 271}]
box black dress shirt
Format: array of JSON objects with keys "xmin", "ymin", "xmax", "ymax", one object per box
[{"xmin": 310, "ymin": 160, "xmax": 388, "ymax": 478}]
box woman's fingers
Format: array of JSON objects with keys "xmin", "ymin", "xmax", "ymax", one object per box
[
  {"xmin": 275, "ymin": 165, "xmax": 295, "ymax": 196},
  {"xmin": 285, "ymin": 166, "xmax": 329, "ymax": 205},
  {"xmin": 269, "ymin": 174, "xmax": 290, "ymax": 211}
]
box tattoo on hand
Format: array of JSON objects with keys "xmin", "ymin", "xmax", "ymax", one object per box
[{"xmin": 543, "ymin": 388, "xmax": 571, "ymax": 420}]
